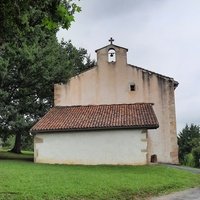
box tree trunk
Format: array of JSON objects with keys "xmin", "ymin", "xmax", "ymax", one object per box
[{"xmin": 10, "ymin": 132, "xmax": 21, "ymax": 154}]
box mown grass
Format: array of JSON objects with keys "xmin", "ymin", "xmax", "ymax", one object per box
[{"xmin": 0, "ymin": 152, "xmax": 199, "ymax": 200}]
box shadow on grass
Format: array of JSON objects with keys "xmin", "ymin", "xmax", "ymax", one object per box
[{"xmin": 0, "ymin": 150, "xmax": 34, "ymax": 162}]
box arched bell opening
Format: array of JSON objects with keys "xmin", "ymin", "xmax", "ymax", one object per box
[{"xmin": 108, "ymin": 48, "xmax": 116, "ymax": 62}]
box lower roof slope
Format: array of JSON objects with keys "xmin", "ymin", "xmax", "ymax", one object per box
[{"xmin": 31, "ymin": 103, "xmax": 159, "ymax": 133}]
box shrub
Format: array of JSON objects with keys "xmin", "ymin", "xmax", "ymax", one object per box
[
  {"xmin": 192, "ymin": 146, "xmax": 200, "ymax": 168},
  {"xmin": 183, "ymin": 153, "xmax": 195, "ymax": 167}
]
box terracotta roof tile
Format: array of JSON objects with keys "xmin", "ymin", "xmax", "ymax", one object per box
[{"xmin": 31, "ymin": 103, "xmax": 159, "ymax": 133}]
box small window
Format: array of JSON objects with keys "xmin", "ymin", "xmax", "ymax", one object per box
[
  {"xmin": 108, "ymin": 48, "xmax": 116, "ymax": 62},
  {"xmin": 130, "ymin": 84, "xmax": 135, "ymax": 91}
]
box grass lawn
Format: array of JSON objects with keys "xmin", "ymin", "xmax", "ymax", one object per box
[{"xmin": 0, "ymin": 153, "xmax": 199, "ymax": 200}]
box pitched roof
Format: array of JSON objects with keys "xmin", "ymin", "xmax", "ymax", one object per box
[
  {"xmin": 95, "ymin": 44, "xmax": 128, "ymax": 52},
  {"xmin": 31, "ymin": 103, "xmax": 159, "ymax": 133}
]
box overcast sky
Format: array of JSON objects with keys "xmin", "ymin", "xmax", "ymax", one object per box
[{"xmin": 57, "ymin": 0, "xmax": 200, "ymax": 133}]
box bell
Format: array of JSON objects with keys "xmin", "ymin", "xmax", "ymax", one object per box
[{"xmin": 110, "ymin": 53, "xmax": 114, "ymax": 57}]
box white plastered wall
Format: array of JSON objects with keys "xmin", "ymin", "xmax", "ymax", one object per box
[{"xmin": 34, "ymin": 129, "xmax": 147, "ymax": 165}]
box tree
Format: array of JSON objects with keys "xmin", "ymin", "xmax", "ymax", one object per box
[
  {"xmin": 1, "ymin": 36, "xmax": 94, "ymax": 153},
  {"xmin": 0, "ymin": 1, "xmax": 94, "ymax": 153},
  {"xmin": 0, "ymin": 0, "xmax": 81, "ymax": 45},
  {"xmin": 178, "ymin": 124, "xmax": 200, "ymax": 165}
]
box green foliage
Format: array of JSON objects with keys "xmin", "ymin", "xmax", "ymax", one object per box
[
  {"xmin": 0, "ymin": 160, "xmax": 199, "ymax": 200},
  {"xmin": 1, "ymin": 136, "xmax": 15, "ymax": 149},
  {"xmin": 178, "ymin": 124, "xmax": 200, "ymax": 167},
  {"xmin": 21, "ymin": 134, "xmax": 33, "ymax": 151},
  {"xmin": 183, "ymin": 153, "xmax": 195, "ymax": 167},
  {"xmin": 192, "ymin": 146, "xmax": 200, "ymax": 168},
  {"xmin": 0, "ymin": 36, "xmax": 94, "ymax": 152},
  {"xmin": 0, "ymin": 0, "xmax": 81, "ymax": 44},
  {"xmin": 0, "ymin": 0, "xmax": 94, "ymax": 153},
  {"xmin": 62, "ymin": 40, "xmax": 96, "ymax": 75}
]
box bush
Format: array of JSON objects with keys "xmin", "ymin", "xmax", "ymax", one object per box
[
  {"xmin": 192, "ymin": 146, "xmax": 200, "ymax": 168},
  {"xmin": 178, "ymin": 124, "xmax": 200, "ymax": 165},
  {"xmin": 183, "ymin": 153, "xmax": 195, "ymax": 167}
]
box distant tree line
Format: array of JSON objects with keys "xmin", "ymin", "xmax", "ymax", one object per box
[{"xmin": 178, "ymin": 124, "xmax": 200, "ymax": 168}]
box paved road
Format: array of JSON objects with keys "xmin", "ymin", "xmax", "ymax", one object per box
[
  {"xmin": 151, "ymin": 188, "xmax": 200, "ymax": 200},
  {"xmin": 150, "ymin": 165, "xmax": 200, "ymax": 200},
  {"xmin": 163, "ymin": 164, "xmax": 200, "ymax": 174}
]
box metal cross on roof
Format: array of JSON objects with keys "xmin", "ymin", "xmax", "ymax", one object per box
[{"xmin": 109, "ymin": 37, "xmax": 114, "ymax": 45}]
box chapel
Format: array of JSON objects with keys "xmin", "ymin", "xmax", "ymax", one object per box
[{"xmin": 31, "ymin": 38, "xmax": 179, "ymax": 165}]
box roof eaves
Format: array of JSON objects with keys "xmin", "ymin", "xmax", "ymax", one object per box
[{"xmin": 31, "ymin": 124, "xmax": 159, "ymax": 135}]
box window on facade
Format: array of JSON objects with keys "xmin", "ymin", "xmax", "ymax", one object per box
[
  {"xmin": 130, "ymin": 84, "xmax": 135, "ymax": 91},
  {"xmin": 108, "ymin": 48, "xmax": 116, "ymax": 62}
]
